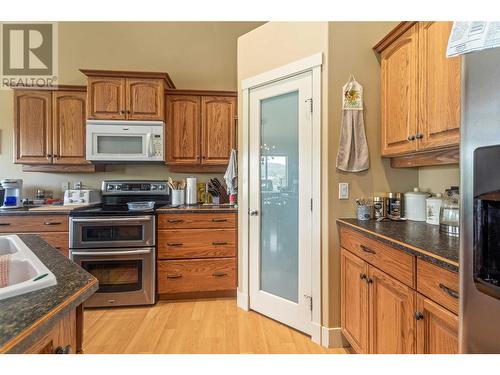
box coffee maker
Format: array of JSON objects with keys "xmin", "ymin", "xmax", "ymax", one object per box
[{"xmin": 1, "ymin": 179, "xmax": 23, "ymax": 209}]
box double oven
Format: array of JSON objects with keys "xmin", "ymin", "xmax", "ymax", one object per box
[{"xmin": 69, "ymin": 180, "xmax": 169, "ymax": 308}]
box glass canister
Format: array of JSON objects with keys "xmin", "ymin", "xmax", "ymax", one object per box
[
  {"xmin": 440, "ymin": 187, "xmax": 460, "ymax": 236},
  {"xmin": 373, "ymin": 196, "xmax": 386, "ymax": 219},
  {"xmin": 386, "ymin": 192, "xmax": 403, "ymax": 219}
]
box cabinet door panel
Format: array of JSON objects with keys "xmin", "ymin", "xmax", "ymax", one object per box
[
  {"xmin": 380, "ymin": 24, "xmax": 419, "ymax": 156},
  {"xmin": 368, "ymin": 266, "xmax": 416, "ymax": 353},
  {"xmin": 166, "ymin": 95, "xmax": 201, "ymax": 165},
  {"xmin": 126, "ymin": 78, "xmax": 164, "ymax": 120},
  {"xmin": 52, "ymin": 91, "xmax": 88, "ymax": 165},
  {"xmin": 341, "ymin": 249, "xmax": 369, "ymax": 353},
  {"xmin": 418, "ymin": 21, "xmax": 461, "ymax": 150},
  {"xmin": 14, "ymin": 91, "xmax": 52, "ymax": 164},
  {"xmin": 87, "ymin": 77, "xmax": 125, "ymax": 119},
  {"xmin": 416, "ymin": 293, "xmax": 458, "ymax": 354},
  {"xmin": 201, "ymin": 96, "xmax": 236, "ymax": 165}
]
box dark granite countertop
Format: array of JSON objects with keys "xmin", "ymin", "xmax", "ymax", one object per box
[
  {"xmin": 156, "ymin": 204, "xmax": 237, "ymax": 214},
  {"xmin": 337, "ymin": 218, "xmax": 459, "ymax": 272},
  {"xmin": 0, "ymin": 207, "xmax": 72, "ymax": 216},
  {"xmin": 0, "ymin": 234, "xmax": 98, "ymax": 353}
]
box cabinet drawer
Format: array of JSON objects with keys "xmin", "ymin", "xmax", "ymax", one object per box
[
  {"xmin": 35, "ymin": 232, "xmax": 69, "ymax": 257},
  {"xmin": 340, "ymin": 227, "xmax": 415, "ymax": 287},
  {"xmin": 157, "ymin": 213, "xmax": 236, "ymax": 229},
  {"xmin": 158, "ymin": 258, "xmax": 236, "ymax": 294},
  {"xmin": 0, "ymin": 215, "xmax": 69, "ymax": 233},
  {"xmin": 417, "ymin": 258, "xmax": 459, "ymax": 314},
  {"xmin": 158, "ymin": 229, "xmax": 236, "ymax": 259}
]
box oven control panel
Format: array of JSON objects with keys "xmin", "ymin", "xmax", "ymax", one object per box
[{"xmin": 102, "ymin": 180, "xmax": 168, "ymax": 195}]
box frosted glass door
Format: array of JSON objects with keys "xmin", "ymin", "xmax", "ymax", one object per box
[
  {"xmin": 260, "ymin": 91, "xmax": 299, "ymax": 303},
  {"xmin": 249, "ymin": 71, "xmax": 312, "ymax": 335}
]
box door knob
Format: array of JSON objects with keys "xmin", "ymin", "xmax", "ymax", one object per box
[{"xmin": 249, "ymin": 209, "xmax": 259, "ymax": 216}]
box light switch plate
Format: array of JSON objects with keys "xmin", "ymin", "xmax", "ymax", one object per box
[{"xmin": 339, "ymin": 183, "xmax": 349, "ymax": 199}]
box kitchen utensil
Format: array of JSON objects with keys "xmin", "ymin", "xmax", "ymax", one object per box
[
  {"xmin": 404, "ymin": 187, "xmax": 430, "ymax": 222},
  {"xmin": 426, "ymin": 193, "xmax": 443, "ymax": 225}
]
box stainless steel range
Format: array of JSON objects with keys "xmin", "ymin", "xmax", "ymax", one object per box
[{"xmin": 69, "ymin": 180, "xmax": 169, "ymax": 308}]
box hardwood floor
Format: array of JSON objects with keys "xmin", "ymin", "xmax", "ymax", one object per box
[{"xmin": 83, "ymin": 298, "xmax": 349, "ymax": 354}]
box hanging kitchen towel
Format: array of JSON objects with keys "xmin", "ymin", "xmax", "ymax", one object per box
[
  {"xmin": 224, "ymin": 149, "xmax": 238, "ymax": 195},
  {"xmin": 336, "ymin": 75, "xmax": 369, "ymax": 172}
]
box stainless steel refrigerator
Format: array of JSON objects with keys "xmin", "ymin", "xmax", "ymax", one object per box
[{"xmin": 461, "ymin": 46, "xmax": 500, "ymax": 353}]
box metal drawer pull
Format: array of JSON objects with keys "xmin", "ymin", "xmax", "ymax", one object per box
[
  {"xmin": 167, "ymin": 243, "xmax": 183, "ymax": 247},
  {"xmin": 360, "ymin": 273, "xmax": 367, "ymax": 280},
  {"xmin": 414, "ymin": 312, "xmax": 424, "ymax": 321},
  {"xmin": 44, "ymin": 222, "xmax": 62, "ymax": 225},
  {"xmin": 366, "ymin": 277, "xmax": 373, "ymax": 284},
  {"xmin": 212, "ymin": 241, "xmax": 228, "ymax": 246},
  {"xmin": 166, "ymin": 274, "xmax": 182, "ymax": 279},
  {"xmin": 167, "ymin": 219, "xmax": 184, "ymax": 223},
  {"xmin": 212, "ymin": 271, "xmax": 228, "ymax": 277},
  {"xmin": 0, "ymin": 223, "xmax": 10, "ymax": 226},
  {"xmin": 360, "ymin": 245, "xmax": 376, "ymax": 254},
  {"xmin": 439, "ymin": 283, "xmax": 459, "ymax": 299},
  {"xmin": 212, "ymin": 218, "xmax": 228, "ymax": 222}
]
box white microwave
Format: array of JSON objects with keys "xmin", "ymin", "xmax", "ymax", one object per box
[{"xmin": 86, "ymin": 120, "xmax": 164, "ymax": 162}]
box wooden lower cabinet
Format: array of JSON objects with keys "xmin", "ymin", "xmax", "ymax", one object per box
[
  {"xmin": 416, "ymin": 294, "xmax": 458, "ymax": 354},
  {"xmin": 341, "ymin": 249, "xmax": 369, "ymax": 353},
  {"xmin": 368, "ymin": 266, "xmax": 415, "ymax": 354},
  {"xmin": 340, "ymin": 228, "xmax": 458, "ymax": 354}
]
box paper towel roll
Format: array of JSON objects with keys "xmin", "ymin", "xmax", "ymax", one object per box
[{"xmin": 186, "ymin": 177, "xmax": 198, "ymax": 205}]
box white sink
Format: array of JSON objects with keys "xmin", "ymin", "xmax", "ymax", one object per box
[{"xmin": 0, "ymin": 235, "xmax": 57, "ymax": 301}]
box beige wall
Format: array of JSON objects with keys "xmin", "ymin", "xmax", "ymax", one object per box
[
  {"xmin": 0, "ymin": 22, "xmax": 263, "ymax": 198},
  {"xmin": 237, "ymin": 21, "xmax": 331, "ymax": 322},
  {"xmin": 418, "ymin": 165, "xmax": 460, "ymax": 194},
  {"xmin": 327, "ymin": 22, "xmax": 419, "ymax": 327}
]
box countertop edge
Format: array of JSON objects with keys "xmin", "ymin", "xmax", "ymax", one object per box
[
  {"xmin": 0, "ymin": 277, "xmax": 98, "ymax": 354},
  {"xmin": 336, "ymin": 219, "xmax": 459, "ymax": 272}
]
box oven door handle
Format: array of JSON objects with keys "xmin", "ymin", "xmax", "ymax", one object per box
[
  {"xmin": 71, "ymin": 249, "xmax": 152, "ymax": 256},
  {"xmin": 71, "ymin": 216, "xmax": 152, "ymax": 223}
]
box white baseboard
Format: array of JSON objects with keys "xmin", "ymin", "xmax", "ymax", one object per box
[
  {"xmin": 237, "ymin": 290, "xmax": 249, "ymax": 311},
  {"xmin": 321, "ymin": 326, "xmax": 350, "ymax": 348},
  {"xmin": 311, "ymin": 322, "xmax": 322, "ymax": 345}
]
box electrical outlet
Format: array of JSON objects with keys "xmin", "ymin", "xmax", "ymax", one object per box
[{"xmin": 339, "ymin": 183, "xmax": 349, "ymax": 199}]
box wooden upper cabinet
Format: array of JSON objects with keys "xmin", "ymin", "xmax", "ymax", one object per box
[
  {"xmin": 166, "ymin": 95, "xmax": 201, "ymax": 165},
  {"xmin": 165, "ymin": 90, "xmax": 237, "ymax": 170},
  {"xmin": 341, "ymin": 249, "xmax": 369, "ymax": 354},
  {"xmin": 418, "ymin": 22, "xmax": 461, "ymax": 150},
  {"xmin": 368, "ymin": 266, "xmax": 416, "ymax": 354},
  {"xmin": 81, "ymin": 70, "xmax": 175, "ymax": 121},
  {"xmin": 416, "ymin": 294, "xmax": 458, "ymax": 354},
  {"xmin": 126, "ymin": 78, "xmax": 164, "ymax": 121},
  {"xmin": 380, "ymin": 24, "xmax": 419, "ymax": 156},
  {"xmin": 52, "ymin": 91, "xmax": 88, "ymax": 165},
  {"xmin": 86, "ymin": 77, "xmax": 125, "ymax": 120},
  {"xmin": 201, "ymin": 96, "xmax": 236, "ymax": 165},
  {"xmin": 14, "ymin": 90, "xmax": 52, "ymax": 164}
]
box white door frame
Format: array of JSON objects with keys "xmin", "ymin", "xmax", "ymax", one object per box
[{"xmin": 238, "ymin": 52, "xmax": 323, "ymax": 344}]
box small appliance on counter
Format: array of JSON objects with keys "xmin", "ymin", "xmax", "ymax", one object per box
[
  {"xmin": 440, "ymin": 186, "xmax": 459, "ymax": 237},
  {"xmin": 0, "ymin": 179, "xmax": 23, "ymax": 209},
  {"xmin": 426, "ymin": 193, "xmax": 443, "ymax": 225},
  {"xmin": 404, "ymin": 187, "xmax": 431, "ymax": 222},
  {"xmin": 64, "ymin": 189, "xmax": 102, "ymax": 206}
]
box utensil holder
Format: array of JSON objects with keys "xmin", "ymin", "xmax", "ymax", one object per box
[
  {"xmin": 171, "ymin": 190, "xmax": 185, "ymax": 205},
  {"xmin": 357, "ymin": 205, "xmax": 372, "ymax": 221}
]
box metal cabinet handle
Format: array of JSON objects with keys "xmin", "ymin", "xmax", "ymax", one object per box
[
  {"xmin": 196, "ymin": 155, "xmax": 200, "ymax": 160},
  {"xmin": 414, "ymin": 312, "xmax": 424, "ymax": 321},
  {"xmin": 167, "ymin": 219, "xmax": 184, "ymax": 223},
  {"xmin": 44, "ymin": 222, "xmax": 62, "ymax": 225},
  {"xmin": 120, "ymin": 110, "xmax": 126, "ymax": 114},
  {"xmin": 366, "ymin": 277, "xmax": 373, "ymax": 284},
  {"xmin": 249, "ymin": 209, "xmax": 259, "ymax": 216},
  {"xmin": 407, "ymin": 135, "xmax": 416, "ymax": 141},
  {"xmin": 439, "ymin": 283, "xmax": 459, "ymax": 299},
  {"xmin": 212, "ymin": 241, "xmax": 228, "ymax": 246},
  {"xmin": 53, "ymin": 155, "xmax": 59, "ymax": 158},
  {"xmin": 212, "ymin": 271, "xmax": 228, "ymax": 277},
  {"xmin": 46, "ymin": 154, "xmax": 53, "ymax": 158},
  {"xmin": 55, "ymin": 345, "xmax": 71, "ymax": 354},
  {"xmin": 416, "ymin": 133, "xmax": 424, "ymax": 139},
  {"xmin": 360, "ymin": 245, "xmax": 376, "ymax": 255},
  {"xmin": 166, "ymin": 274, "xmax": 182, "ymax": 279},
  {"xmin": 360, "ymin": 273, "xmax": 367, "ymax": 280},
  {"xmin": 0, "ymin": 223, "xmax": 11, "ymax": 226},
  {"xmin": 212, "ymin": 218, "xmax": 227, "ymax": 222},
  {"xmin": 167, "ymin": 243, "xmax": 183, "ymax": 247}
]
